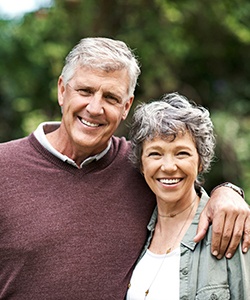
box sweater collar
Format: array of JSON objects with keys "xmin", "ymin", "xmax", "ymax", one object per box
[{"xmin": 34, "ymin": 121, "xmax": 111, "ymax": 168}]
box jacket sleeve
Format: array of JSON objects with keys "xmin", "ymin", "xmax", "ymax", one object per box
[{"xmin": 227, "ymin": 243, "xmax": 250, "ymax": 300}]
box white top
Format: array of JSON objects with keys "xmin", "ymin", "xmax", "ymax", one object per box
[{"xmin": 126, "ymin": 248, "xmax": 180, "ymax": 300}]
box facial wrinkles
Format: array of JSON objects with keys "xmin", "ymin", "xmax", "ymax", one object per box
[
  {"xmin": 74, "ymin": 68, "xmax": 130, "ymax": 102},
  {"xmin": 72, "ymin": 69, "xmax": 122, "ymax": 101},
  {"xmin": 142, "ymin": 134, "xmax": 199, "ymax": 185},
  {"xmin": 57, "ymin": 68, "xmax": 133, "ymax": 161}
]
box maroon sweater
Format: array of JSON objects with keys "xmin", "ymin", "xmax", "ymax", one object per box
[{"xmin": 0, "ymin": 134, "xmax": 155, "ymax": 299}]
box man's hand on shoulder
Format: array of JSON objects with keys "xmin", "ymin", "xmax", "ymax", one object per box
[{"xmin": 194, "ymin": 184, "xmax": 250, "ymax": 259}]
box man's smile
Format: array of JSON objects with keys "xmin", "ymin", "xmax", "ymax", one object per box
[{"xmin": 78, "ymin": 117, "xmax": 101, "ymax": 127}]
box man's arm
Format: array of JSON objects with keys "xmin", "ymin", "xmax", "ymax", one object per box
[{"xmin": 194, "ymin": 184, "xmax": 250, "ymax": 259}]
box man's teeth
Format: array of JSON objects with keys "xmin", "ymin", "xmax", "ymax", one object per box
[
  {"xmin": 160, "ymin": 178, "xmax": 181, "ymax": 184},
  {"xmin": 80, "ymin": 119, "xmax": 99, "ymax": 127}
]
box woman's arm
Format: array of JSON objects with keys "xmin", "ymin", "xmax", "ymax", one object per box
[{"xmin": 194, "ymin": 184, "xmax": 250, "ymax": 259}]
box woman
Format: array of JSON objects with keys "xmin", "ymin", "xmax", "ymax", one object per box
[{"xmin": 126, "ymin": 93, "xmax": 250, "ymax": 300}]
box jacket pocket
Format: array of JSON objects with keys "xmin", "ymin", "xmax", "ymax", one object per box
[{"xmin": 195, "ymin": 285, "xmax": 230, "ymax": 300}]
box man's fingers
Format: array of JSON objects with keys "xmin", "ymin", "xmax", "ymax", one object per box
[
  {"xmin": 193, "ymin": 210, "xmax": 210, "ymax": 243},
  {"xmin": 228, "ymin": 207, "xmax": 250, "ymax": 255},
  {"xmin": 195, "ymin": 188, "xmax": 250, "ymax": 259},
  {"xmin": 213, "ymin": 212, "xmax": 249, "ymax": 259},
  {"xmin": 223, "ymin": 215, "xmax": 245, "ymax": 258},
  {"xmin": 242, "ymin": 214, "xmax": 250, "ymax": 253},
  {"xmin": 210, "ymin": 212, "xmax": 225, "ymax": 258}
]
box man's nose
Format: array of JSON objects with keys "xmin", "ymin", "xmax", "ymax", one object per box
[{"xmin": 86, "ymin": 94, "xmax": 104, "ymax": 115}]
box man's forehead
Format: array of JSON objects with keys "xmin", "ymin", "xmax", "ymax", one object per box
[{"xmin": 72, "ymin": 67, "xmax": 130, "ymax": 94}]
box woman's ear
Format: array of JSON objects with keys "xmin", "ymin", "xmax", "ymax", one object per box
[{"xmin": 140, "ymin": 164, "xmax": 144, "ymax": 175}]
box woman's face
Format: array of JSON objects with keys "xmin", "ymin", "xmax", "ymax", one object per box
[{"xmin": 141, "ymin": 132, "xmax": 201, "ymax": 206}]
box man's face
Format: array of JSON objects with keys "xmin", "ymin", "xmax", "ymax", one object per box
[{"xmin": 57, "ymin": 66, "xmax": 134, "ymax": 158}]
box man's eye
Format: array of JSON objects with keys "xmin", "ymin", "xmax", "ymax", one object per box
[
  {"xmin": 77, "ymin": 89, "xmax": 92, "ymax": 96},
  {"xmin": 105, "ymin": 95, "xmax": 120, "ymax": 104}
]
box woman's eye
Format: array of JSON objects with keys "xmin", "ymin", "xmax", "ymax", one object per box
[
  {"xmin": 177, "ymin": 151, "xmax": 190, "ymax": 156},
  {"xmin": 148, "ymin": 152, "xmax": 161, "ymax": 157}
]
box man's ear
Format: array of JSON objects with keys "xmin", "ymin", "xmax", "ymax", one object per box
[
  {"xmin": 122, "ymin": 96, "xmax": 134, "ymax": 120},
  {"xmin": 58, "ymin": 76, "xmax": 66, "ymax": 107}
]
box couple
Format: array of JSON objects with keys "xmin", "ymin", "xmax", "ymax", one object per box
[{"xmin": 0, "ymin": 37, "xmax": 249, "ymax": 299}]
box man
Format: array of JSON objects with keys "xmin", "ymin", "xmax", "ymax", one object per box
[{"xmin": 0, "ymin": 37, "xmax": 249, "ymax": 299}]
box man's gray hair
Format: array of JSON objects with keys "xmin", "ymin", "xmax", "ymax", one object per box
[
  {"xmin": 129, "ymin": 92, "xmax": 216, "ymax": 184},
  {"xmin": 60, "ymin": 37, "xmax": 141, "ymax": 97}
]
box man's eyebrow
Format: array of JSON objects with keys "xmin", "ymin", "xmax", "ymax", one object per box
[
  {"xmin": 74, "ymin": 83, "xmax": 95, "ymax": 90},
  {"xmin": 73, "ymin": 82, "xmax": 125, "ymax": 100}
]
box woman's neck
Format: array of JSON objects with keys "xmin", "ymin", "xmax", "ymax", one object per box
[
  {"xmin": 157, "ymin": 190, "xmax": 198, "ymax": 218},
  {"xmin": 149, "ymin": 194, "xmax": 200, "ymax": 254}
]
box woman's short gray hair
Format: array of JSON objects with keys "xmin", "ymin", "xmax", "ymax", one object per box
[
  {"xmin": 60, "ymin": 37, "xmax": 141, "ymax": 97},
  {"xmin": 129, "ymin": 92, "xmax": 216, "ymax": 184}
]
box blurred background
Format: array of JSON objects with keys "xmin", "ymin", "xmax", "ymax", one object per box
[{"xmin": 0, "ymin": 0, "xmax": 249, "ymax": 200}]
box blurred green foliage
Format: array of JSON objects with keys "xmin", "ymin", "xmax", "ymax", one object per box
[{"xmin": 0, "ymin": 0, "xmax": 249, "ymax": 200}]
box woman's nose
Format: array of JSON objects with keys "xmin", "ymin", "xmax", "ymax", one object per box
[{"xmin": 160, "ymin": 157, "xmax": 177, "ymax": 172}]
